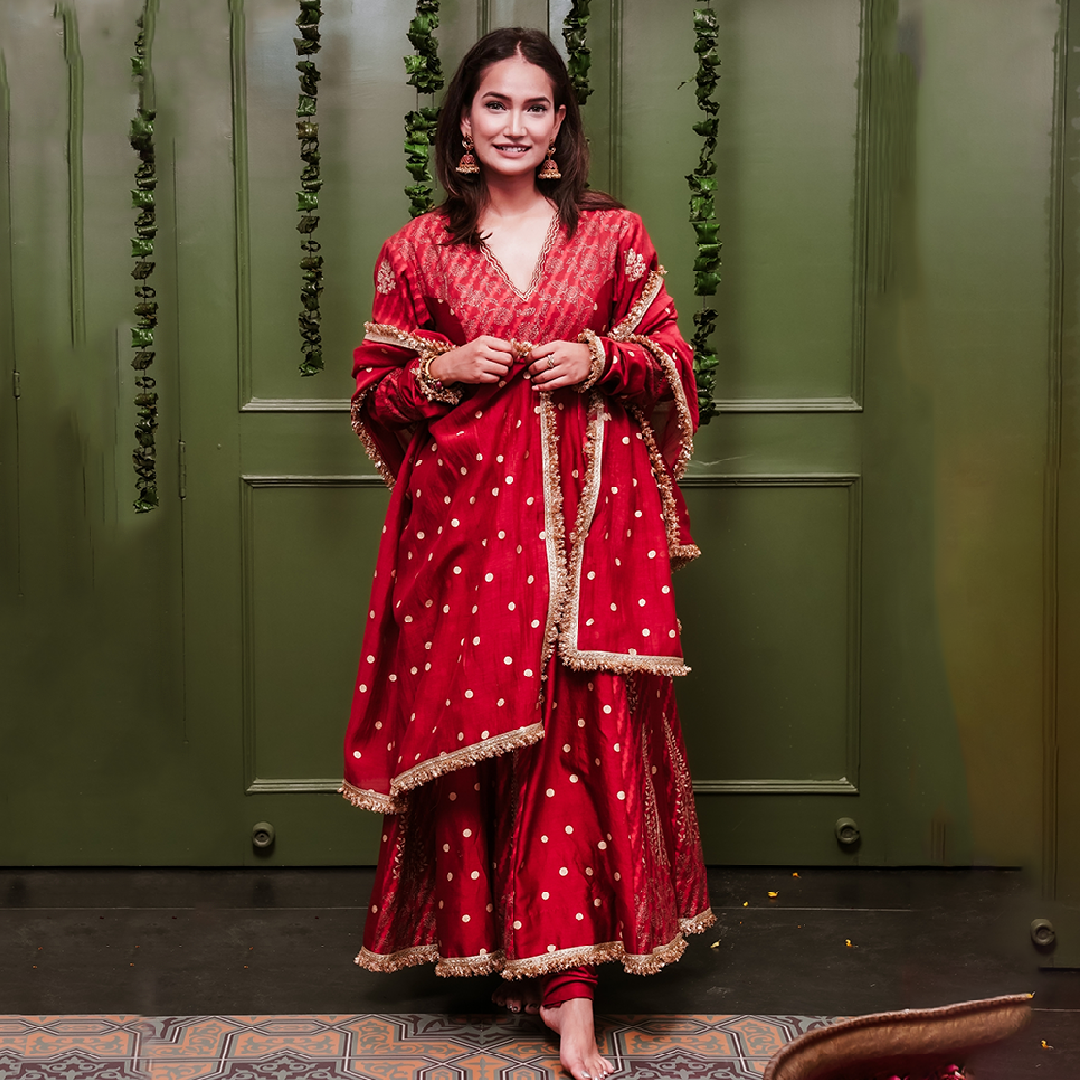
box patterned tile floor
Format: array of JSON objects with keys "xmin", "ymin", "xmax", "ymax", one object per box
[{"xmin": 0, "ymin": 1014, "xmax": 833, "ymax": 1080}]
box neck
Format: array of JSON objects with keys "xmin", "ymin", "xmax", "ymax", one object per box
[{"xmin": 482, "ymin": 173, "xmax": 552, "ymax": 222}]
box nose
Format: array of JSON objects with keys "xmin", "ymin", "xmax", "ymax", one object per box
[{"xmin": 503, "ymin": 109, "xmax": 527, "ymax": 136}]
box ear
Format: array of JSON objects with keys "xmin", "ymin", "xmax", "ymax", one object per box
[
  {"xmin": 461, "ymin": 113, "xmax": 472, "ymax": 139},
  {"xmin": 551, "ymin": 104, "xmax": 566, "ymax": 142}
]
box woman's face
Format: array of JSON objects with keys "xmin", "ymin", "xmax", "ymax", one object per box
[{"xmin": 461, "ymin": 54, "xmax": 565, "ymax": 180}]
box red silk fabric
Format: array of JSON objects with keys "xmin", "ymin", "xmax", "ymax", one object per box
[
  {"xmin": 542, "ymin": 966, "xmax": 598, "ymax": 1006},
  {"xmin": 341, "ymin": 208, "xmax": 715, "ymax": 977},
  {"xmin": 359, "ymin": 663, "xmax": 713, "ymax": 977}
]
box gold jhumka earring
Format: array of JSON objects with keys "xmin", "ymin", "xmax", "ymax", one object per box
[
  {"xmin": 456, "ymin": 136, "xmax": 480, "ymax": 175},
  {"xmin": 538, "ymin": 143, "xmax": 561, "ymax": 180}
]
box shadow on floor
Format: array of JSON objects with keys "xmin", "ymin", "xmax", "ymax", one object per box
[{"xmin": 2, "ymin": 866, "xmax": 1077, "ymax": 1078}]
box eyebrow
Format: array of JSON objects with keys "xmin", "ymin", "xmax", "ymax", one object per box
[{"xmin": 479, "ymin": 91, "xmax": 552, "ymax": 104}]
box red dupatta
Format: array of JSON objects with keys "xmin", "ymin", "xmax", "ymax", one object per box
[{"xmin": 341, "ymin": 209, "xmax": 700, "ymax": 813}]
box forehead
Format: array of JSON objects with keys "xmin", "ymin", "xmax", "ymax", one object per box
[{"xmin": 474, "ymin": 55, "xmax": 554, "ymax": 101}]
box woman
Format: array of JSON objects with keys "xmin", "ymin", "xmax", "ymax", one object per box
[{"xmin": 340, "ymin": 27, "xmax": 713, "ymax": 1080}]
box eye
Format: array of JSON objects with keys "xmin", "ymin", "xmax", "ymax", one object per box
[
  {"xmin": 484, "ymin": 100, "xmax": 505, "ymax": 110},
  {"xmin": 529, "ymin": 104, "xmax": 548, "ymax": 113}
]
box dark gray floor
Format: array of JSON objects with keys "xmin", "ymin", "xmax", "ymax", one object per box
[{"xmin": 3, "ymin": 867, "xmax": 1078, "ymax": 1077}]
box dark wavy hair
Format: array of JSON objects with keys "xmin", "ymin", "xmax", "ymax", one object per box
[{"xmin": 434, "ymin": 27, "xmax": 622, "ymax": 245}]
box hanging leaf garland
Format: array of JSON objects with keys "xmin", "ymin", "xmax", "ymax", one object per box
[
  {"xmin": 561, "ymin": 0, "xmax": 592, "ymax": 105},
  {"xmin": 687, "ymin": 4, "xmax": 721, "ymax": 423},
  {"xmin": 129, "ymin": 8, "xmax": 159, "ymax": 512},
  {"xmin": 295, "ymin": 0, "xmax": 324, "ymax": 376},
  {"xmin": 403, "ymin": 0, "xmax": 443, "ymax": 218}
]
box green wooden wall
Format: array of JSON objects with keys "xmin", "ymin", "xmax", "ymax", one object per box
[{"xmin": 1, "ymin": 0, "xmax": 1077, "ymax": 932}]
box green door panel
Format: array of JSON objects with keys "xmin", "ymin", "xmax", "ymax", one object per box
[
  {"xmin": 677, "ymin": 479, "xmax": 859, "ymax": 790},
  {"xmin": 0, "ymin": 0, "xmax": 1071, "ymax": 891},
  {"xmin": 242, "ymin": 479, "xmax": 389, "ymax": 789}
]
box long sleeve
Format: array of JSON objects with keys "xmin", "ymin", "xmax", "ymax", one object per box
[
  {"xmin": 352, "ymin": 234, "xmax": 460, "ymax": 430},
  {"xmin": 586, "ymin": 214, "xmax": 699, "ymax": 436}
]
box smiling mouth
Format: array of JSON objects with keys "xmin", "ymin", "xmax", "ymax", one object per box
[{"xmin": 494, "ymin": 145, "xmax": 530, "ymax": 153}]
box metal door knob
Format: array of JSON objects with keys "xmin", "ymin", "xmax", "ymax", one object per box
[
  {"xmin": 1030, "ymin": 919, "xmax": 1055, "ymax": 947},
  {"xmin": 252, "ymin": 821, "xmax": 276, "ymax": 849},
  {"xmin": 835, "ymin": 817, "xmax": 860, "ymax": 846}
]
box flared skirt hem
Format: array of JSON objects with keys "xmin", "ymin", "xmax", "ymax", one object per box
[{"xmin": 354, "ymin": 908, "xmax": 716, "ymax": 979}]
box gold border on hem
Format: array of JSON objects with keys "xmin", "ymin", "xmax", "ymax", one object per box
[
  {"xmin": 388, "ymin": 722, "xmax": 545, "ymax": 798},
  {"xmin": 338, "ymin": 780, "xmax": 403, "ymax": 814},
  {"xmin": 680, "ymin": 909, "xmax": 718, "ymax": 935},
  {"xmin": 358, "ymin": 912, "xmax": 714, "ymax": 981},
  {"xmin": 350, "ymin": 393, "xmax": 396, "ymax": 490},
  {"xmin": 501, "ymin": 940, "xmax": 626, "ymax": 980},
  {"xmin": 354, "ymin": 943, "xmax": 439, "ymax": 973},
  {"xmin": 560, "ymin": 651, "xmax": 690, "ymax": 678},
  {"xmin": 436, "ymin": 951, "xmax": 506, "ymax": 978}
]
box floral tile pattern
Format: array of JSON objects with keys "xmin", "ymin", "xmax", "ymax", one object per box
[{"xmin": 0, "ymin": 1015, "xmax": 833, "ymax": 1080}]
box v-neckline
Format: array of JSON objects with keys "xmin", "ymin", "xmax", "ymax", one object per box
[{"xmin": 480, "ymin": 211, "xmax": 560, "ymax": 301}]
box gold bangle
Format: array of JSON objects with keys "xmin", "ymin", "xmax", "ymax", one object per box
[
  {"xmin": 415, "ymin": 350, "xmax": 462, "ymax": 405},
  {"xmin": 575, "ymin": 328, "xmax": 606, "ymax": 392}
]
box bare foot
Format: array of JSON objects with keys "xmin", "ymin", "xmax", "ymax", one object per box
[
  {"xmin": 492, "ymin": 977, "xmax": 542, "ymax": 1014},
  {"xmin": 539, "ymin": 998, "xmax": 614, "ymax": 1079}
]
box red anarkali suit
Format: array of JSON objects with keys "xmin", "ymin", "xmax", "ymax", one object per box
[{"xmin": 340, "ymin": 207, "xmax": 714, "ymax": 979}]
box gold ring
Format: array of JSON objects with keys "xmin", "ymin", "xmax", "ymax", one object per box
[{"xmin": 546, "ymin": 356, "xmax": 556, "ymax": 370}]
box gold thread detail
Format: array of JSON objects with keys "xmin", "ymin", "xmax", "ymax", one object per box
[
  {"xmin": 610, "ymin": 268, "xmax": 666, "ymax": 343},
  {"xmin": 436, "ymin": 951, "xmax": 506, "ymax": 978},
  {"xmin": 575, "ymin": 328, "xmax": 606, "ymax": 393},
  {"xmin": 338, "ymin": 779, "xmax": 403, "ymax": 814},
  {"xmin": 502, "ymin": 940, "xmax": 626, "ymax": 979},
  {"xmin": 481, "ymin": 211, "xmax": 560, "ymax": 301},
  {"xmin": 354, "ymin": 943, "xmax": 439, "ymax": 973},
  {"xmin": 350, "ymin": 390, "xmax": 396, "ymax": 490},
  {"xmin": 388, "ymin": 722, "xmax": 545, "ymax": 799},
  {"xmin": 357, "ymin": 909, "xmax": 715, "ymax": 979},
  {"xmin": 416, "ymin": 352, "xmax": 463, "ymax": 404},
  {"xmin": 625, "ymin": 334, "xmax": 694, "ymax": 479},
  {"xmin": 632, "ymin": 404, "xmax": 700, "ymax": 572},
  {"xmin": 560, "ymin": 651, "xmax": 691, "ymax": 677},
  {"xmin": 539, "ymin": 394, "xmax": 569, "ymax": 672},
  {"xmin": 364, "ymin": 321, "xmax": 452, "ymax": 359},
  {"xmin": 680, "ymin": 908, "xmax": 717, "ymax": 935}
]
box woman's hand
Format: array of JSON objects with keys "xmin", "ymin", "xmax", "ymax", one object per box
[
  {"xmin": 526, "ymin": 340, "xmax": 592, "ymax": 392},
  {"xmin": 429, "ymin": 337, "xmax": 515, "ymax": 385}
]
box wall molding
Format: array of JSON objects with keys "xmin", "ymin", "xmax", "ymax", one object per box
[
  {"xmin": 247, "ymin": 778, "xmax": 340, "ymax": 794},
  {"xmin": 679, "ymin": 472, "xmax": 860, "ymax": 487},
  {"xmin": 848, "ymin": 0, "xmax": 872, "ymax": 408},
  {"xmin": 694, "ymin": 778, "xmax": 858, "ymax": 795},
  {"xmin": 229, "ymin": 0, "xmax": 253, "ymax": 411},
  {"xmin": 680, "ymin": 472, "xmax": 863, "ymax": 795},
  {"xmin": 712, "ymin": 397, "xmax": 863, "ymax": 414},
  {"xmin": 1041, "ymin": 0, "xmax": 1069, "ymax": 900},
  {"xmin": 55, "ymin": 3, "xmax": 84, "ymax": 347},
  {"xmin": 241, "ymin": 398, "xmax": 350, "ymax": 413},
  {"xmin": 240, "ymin": 473, "xmax": 387, "ymax": 793}
]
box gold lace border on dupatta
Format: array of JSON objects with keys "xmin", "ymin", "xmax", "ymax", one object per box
[
  {"xmin": 350, "ymin": 323, "xmax": 461, "ymax": 489},
  {"xmin": 339, "ymin": 722, "xmax": 545, "ymax": 815},
  {"xmin": 609, "ymin": 270, "xmax": 695, "ymax": 481},
  {"xmin": 541, "ymin": 389, "xmax": 692, "ymax": 678},
  {"xmin": 353, "ymin": 907, "xmax": 717, "ymax": 978}
]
